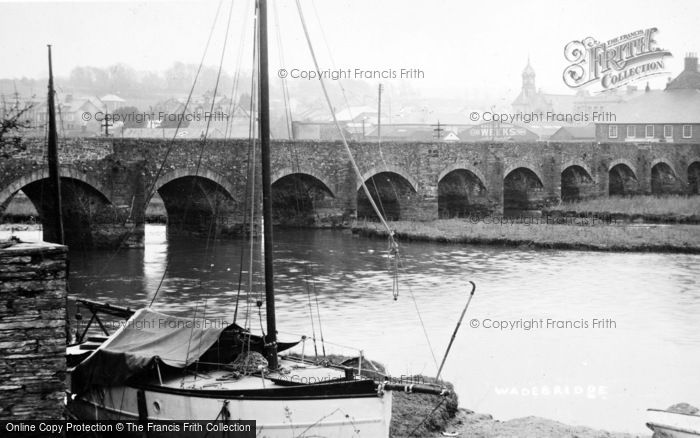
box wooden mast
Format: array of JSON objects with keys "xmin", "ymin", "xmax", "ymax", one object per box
[
  {"xmin": 46, "ymin": 45, "xmax": 64, "ymax": 245},
  {"xmin": 258, "ymin": 0, "xmax": 278, "ymax": 369}
]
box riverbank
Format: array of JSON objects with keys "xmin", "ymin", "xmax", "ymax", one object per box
[
  {"xmin": 421, "ymin": 408, "xmax": 645, "ymax": 438},
  {"xmin": 389, "ymin": 375, "xmax": 649, "ymax": 437},
  {"xmin": 355, "ymin": 361, "xmax": 646, "ymax": 437},
  {"xmin": 547, "ymin": 195, "xmax": 700, "ymax": 225},
  {"xmin": 353, "ymin": 219, "xmax": 700, "ymax": 253}
]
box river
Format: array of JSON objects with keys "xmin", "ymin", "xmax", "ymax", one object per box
[{"xmin": 4, "ymin": 224, "xmax": 700, "ymax": 434}]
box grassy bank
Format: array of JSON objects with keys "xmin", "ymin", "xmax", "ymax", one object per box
[
  {"xmin": 297, "ymin": 354, "xmax": 459, "ymax": 437},
  {"xmin": 427, "ymin": 409, "xmax": 644, "ymax": 438},
  {"xmin": 549, "ymin": 195, "xmax": 700, "ymax": 223},
  {"xmin": 354, "ymin": 219, "xmax": 700, "ymax": 253}
]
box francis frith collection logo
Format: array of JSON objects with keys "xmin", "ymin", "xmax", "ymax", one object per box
[{"xmin": 563, "ymin": 28, "xmax": 672, "ymax": 90}]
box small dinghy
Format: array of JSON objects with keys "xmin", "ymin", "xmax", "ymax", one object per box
[{"xmin": 647, "ymin": 408, "xmax": 700, "ymax": 438}]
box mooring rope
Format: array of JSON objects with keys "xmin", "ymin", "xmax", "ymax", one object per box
[{"xmin": 408, "ymin": 396, "xmax": 447, "ymax": 437}]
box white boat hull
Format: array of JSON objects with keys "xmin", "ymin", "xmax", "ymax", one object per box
[
  {"xmin": 647, "ymin": 409, "xmax": 700, "ymax": 438},
  {"xmin": 68, "ymin": 381, "xmax": 392, "ymax": 438}
]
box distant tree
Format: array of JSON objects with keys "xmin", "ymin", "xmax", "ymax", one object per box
[
  {"xmin": 0, "ymin": 98, "xmax": 34, "ymax": 157},
  {"xmin": 69, "ymin": 66, "xmax": 94, "ymax": 88},
  {"xmin": 138, "ymin": 71, "xmax": 164, "ymax": 92},
  {"xmin": 68, "ymin": 66, "xmax": 109, "ymax": 92},
  {"xmin": 165, "ymin": 62, "xmax": 196, "ymax": 92},
  {"xmin": 238, "ymin": 92, "xmax": 252, "ymax": 112},
  {"xmin": 112, "ymin": 105, "xmax": 146, "ymax": 128},
  {"xmin": 107, "ymin": 63, "xmax": 137, "ymax": 93}
]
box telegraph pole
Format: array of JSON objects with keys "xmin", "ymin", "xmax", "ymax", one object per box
[
  {"xmin": 433, "ymin": 120, "xmax": 443, "ymax": 139},
  {"xmin": 377, "ymin": 84, "xmax": 383, "ymax": 142},
  {"xmin": 46, "ymin": 45, "xmax": 64, "ymax": 245}
]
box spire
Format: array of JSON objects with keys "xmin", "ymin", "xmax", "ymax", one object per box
[
  {"xmin": 521, "ymin": 57, "xmax": 536, "ymax": 93},
  {"xmin": 522, "ymin": 56, "xmax": 535, "ymax": 77}
]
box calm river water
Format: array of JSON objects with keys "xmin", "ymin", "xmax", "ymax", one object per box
[{"xmin": 6, "ymin": 224, "xmax": 700, "ymax": 433}]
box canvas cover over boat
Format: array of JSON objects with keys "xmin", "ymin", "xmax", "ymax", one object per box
[{"xmin": 71, "ymin": 308, "xmax": 296, "ymax": 394}]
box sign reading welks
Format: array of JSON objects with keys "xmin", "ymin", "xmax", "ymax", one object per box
[{"xmin": 563, "ymin": 28, "xmax": 672, "ymax": 90}]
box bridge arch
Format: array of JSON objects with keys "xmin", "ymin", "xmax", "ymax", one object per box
[
  {"xmin": 0, "ymin": 165, "xmax": 110, "ymax": 207},
  {"xmin": 607, "ymin": 159, "xmax": 637, "ymax": 178},
  {"xmin": 561, "ymin": 159, "xmax": 593, "ymax": 180},
  {"xmin": 608, "ymin": 159, "xmax": 639, "ymax": 196},
  {"xmin": 650, "ymin": 158, "xmax": 681, "ymax": 195},
  {"xmin": 357, "ymin": 165, "xmax": 418, "ymax": 193},
  {"xmin": 438, "ymin": 162, "xmax": 487, "ymax": 187},
  {"xmin": 272, "ymin": 167, "xmax": 335, "ymax": 198},
  {"xmin": 650, "ymin": 158, "xmax": 678, "ymax": 178},
  {"xmin": 561, "ymin": 161, "xmax": 595, "ymax": 202},
  {"xmin": 357, "ymin": 165, "xmax": 417, "ymax": 221},
  {"xmin": 0, "ymin": 165, "xmax": 115, "ymax": 248},
  {"xmin": 152, "ymin": 167, "xmax": 236, "ymax": 201},
  {"xmin": 688, "ymin": 158, "xmax": 700, "ymax": 195},
  {"xmin": 503, "ymin": 163, "xmax": 545, "ymax": 187},
  {"xmin": 150, "ymin": 167, "xmax": 238, "ymax": 237},
  {"xmin": 437, "ymin": 163, "xmax": 489, "ymax": 218},
  {"xmin": 271, "ymin": 168, "xmax": 337, "ymax": 226},
  {"xmin": 503, "ymin": 165, "xmax": 545, "ymax": 214}
]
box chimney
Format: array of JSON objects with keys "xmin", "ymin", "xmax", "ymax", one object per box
[{"xmin": 685, "ymin": 52, "xmax": 698, "ymax": 72}]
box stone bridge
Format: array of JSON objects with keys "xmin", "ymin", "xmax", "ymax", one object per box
[{"xmin": 1, "ymin": 137, "xmax": 699, "ymax": 248}]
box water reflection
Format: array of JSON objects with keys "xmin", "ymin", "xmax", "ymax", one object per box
[{"xmin": 5, "ymin": 225, "xmax": 699, "ymax": 433}]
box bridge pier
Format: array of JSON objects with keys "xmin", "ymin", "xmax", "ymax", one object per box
[
  {"xmin": 484, "ymin": 149, "xmax": 505, "ymax": 215},
  {"xmin": 2, "ymin": 138, "xmax": 699, "ymax": 250}
]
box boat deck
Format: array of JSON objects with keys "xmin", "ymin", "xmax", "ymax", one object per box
[{"xmin": 172, "ymin": 358, "xmax": 349, "ymax": 391}]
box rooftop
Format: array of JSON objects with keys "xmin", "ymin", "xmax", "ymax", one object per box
[{"xmin": 605, "ymin": 89, "xmax": 700, "ymax": 124}]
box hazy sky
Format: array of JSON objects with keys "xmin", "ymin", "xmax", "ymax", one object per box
[{"xmin": 1, "ymin": 0, "xmax": 699, "ymax": 100}]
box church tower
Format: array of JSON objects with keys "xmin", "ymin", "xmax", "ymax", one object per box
[
  {"xmin": 512, "ymin": 57, "xmax": 552, "ymax": 114},
  {"xmin": 521, "ymin": 57, "xmax": 536, "ymax": 98}
]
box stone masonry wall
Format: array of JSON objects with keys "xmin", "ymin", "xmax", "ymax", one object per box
[
  {"xmin": 0, "ymin": 241, "xmax": 67, "ymax": 420},
  {"xmin": 2, "ymin": 137, "xmax": 700, "ymax": 247}
]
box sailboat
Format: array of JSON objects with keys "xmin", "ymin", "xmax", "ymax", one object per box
[{"xmin": 64, "ymin": 1, "xmax": 452, "ymax": 436}]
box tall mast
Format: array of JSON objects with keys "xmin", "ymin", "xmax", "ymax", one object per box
[
  {"xmin": 47, "ymin": 45, "xmax": 64, "ymax": 245},
  {"xmin": 258, "ymin": 0, "xmax": 278, "ymax": 369},
  {"xmin": 377, "ymin": 83, "xmax": 382, "ymax": 142}
]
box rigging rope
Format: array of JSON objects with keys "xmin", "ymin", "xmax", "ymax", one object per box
[
  {"xmin": 294, "ymin": 0, "xmax": 403, "ymax": 301},
  {"xmin": 272, "ymin": 0, "xmax": 294, "ymax": 139},
  {"xmin": 408, "ymin": 397, "xmax": 447, "ymax": 437},
  {"xmin": 233, "ymin": 2, "xmax": 259, "ymax": 329},
  {"xmin": 303, "ymin": 269, "xmax": 319, "ymax": 360},
  {"xmin": 149, "ymin": 0, "xmax": 229, "ymax": 307},
  {"xmin": 244, "ymin": 7, "xmax": 260, "ymax": 337},
  {"xmin": 224, "ymin": 0, "xmax": 250, "ymax": 139},
  {"xmin": 308, "ymin": 265, "xmax": 327, "ymax": 358},
  {"xmin": 293, "ymin": 0, "xmax": 395, "ymax": 239},
  {"xmin": 143, "ymin": 0, "xmax": 225, "ymax": 209},
  {"xmin": 293, "ymin": 0, "xmax": 441, "ymax": 370}
]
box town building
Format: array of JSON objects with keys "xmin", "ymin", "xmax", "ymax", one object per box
[
  {"xmin": 511, "ymin": 58, "xmax": 575, "ymax": 114},
  {"xmin": 31, "ymin": 94, "xmax": 110, "ymax": 136},
  {"xmin": 596, "ymin": 54, "xmax": 700, "ymax": 143},
  {"xmin": 458, "ymin": 122, "xmax": 538, "ymax": 142},
  {"xmin": 511, "ymin": 59, "xmax": 643, "ymax": 124},
  {"xmin": 549, "ymin": 125, "xmax": 596, "ymax": 142}
]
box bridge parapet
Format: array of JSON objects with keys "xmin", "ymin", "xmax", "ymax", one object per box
[{"xmin": 1, "ymin": 136, "xmax": 699, "ymax": 248}]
